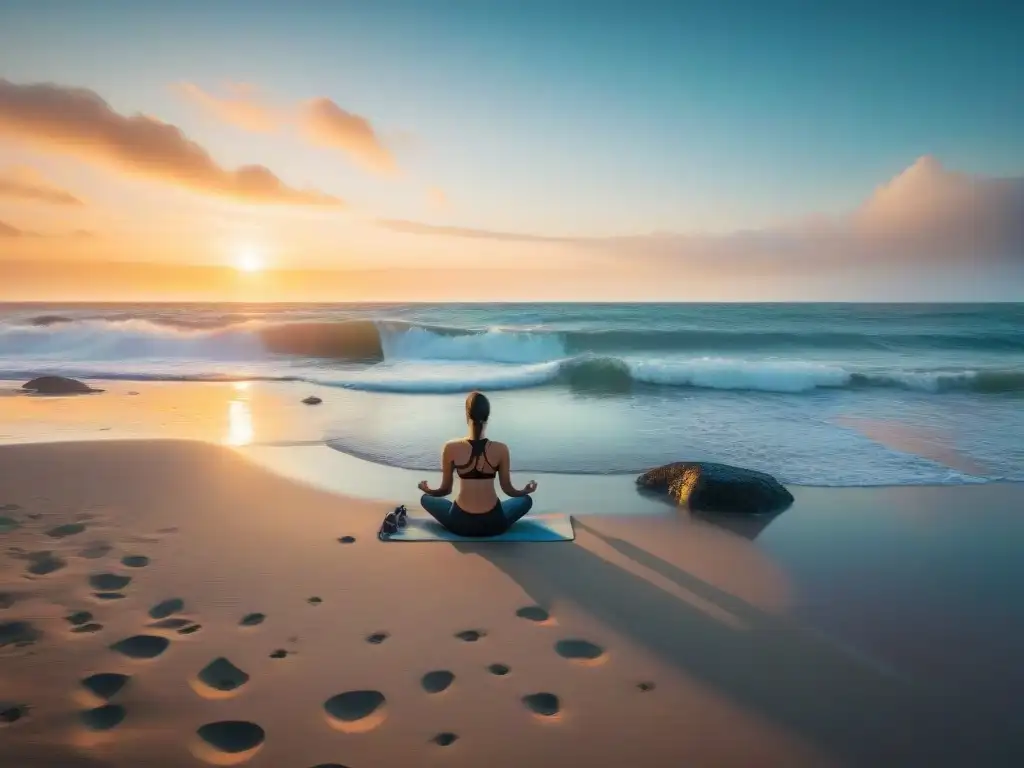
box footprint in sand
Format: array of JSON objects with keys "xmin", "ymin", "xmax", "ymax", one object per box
[
  {"xmin": 1, "ymin": 703, "xmax": 30, "ymax": 725},
  {"xmin": 337, "ymin": 536, "xmax": 356, "ymax": 544},
  {"xmin": 554, "ymin": 639, "xmax": 607, "ymax": 666},
  {"xmin": 89, "ymin": 573, "xmax": 132, "ymax": 591},
  {"xmin": 195, "ymin": 720, "xmax": 265, "ymax": 764},
  {"xmin": 0, "ymin": 516, "xmax": 20, "ymax": 533},
  {"xmin": 46, "ymin": 522, "xmax": 86, "ymax": 539},
  {"xmin": 121, "ymin": 555, "xmax": 149, "ymax": 568},
  {"xmin": 80, "ymin": 704, "xmax": 126, "ymax": 731},
  {"xmin": 523, "ymin": 693, "xmax": 561, "ymax": 719},
  {"xmin": 109, "ymin": 634, "xmax": 169, "ymax": 660},
  {"xmin": 366, "ymin": 632, "xmax": 389, "ymax": 645},
  {"xmin": 239, "ymin": 613, "xmax": 265, "ymax": 627},
  {"xmin": 81, "ymin": 673, "xmax": 130, "ymax": 701},
  {"xmin": 0, "ymin": 503, "xmax": 21, "ymax": 512},
  {"xmin": 66, "ymin": 611, "xmax": 94, "ymax": 626},
  {"xmin": 269, "ymin": 649, "xmax": 291, "ymax": 659},
  {"xmin": 0, "ymin": 620, "xmax": 41, "ymax": 648},
  {"xmin": 432, "ymin": 732, "xmax": 458, "ymax": 747},
  {"xmin": 194, "ymin": 658, "xmax": 249, "ymax": 698},
  {"xmin": 93, "ymin": 592, "xmax": 127, "ymax": 601},
  {"xmin": 0, "ymin": 592, "xmax": 14, "ymax": 610},
  {"xmin": 149, "ymin": 598, "xmax": 184, "ymax": 620},
  {"xmin": 323, "ymin": 690, "xmax": 387, "ymax": 733},
  {"xmin": 454, "ymin": 629, "xmax": 486, "ymax": 642},
  {"xmin": 157, "ymin": 527, "xmax": 179, "ymax": 534},
  {"xmin": 79, "ymin": 542, "xmax": 113, "ymax": 560},
  {"xmin": 307, "ymin": 596, "xmax": 322, "ymax": 605},
  {"xmin": 26, "ymin": 551, "xmax": 66, "ymax": 576},
  {"xmin": 421, "ymin": 670, "xmax": 455, "ymax": 694},
  {"xmin": 637, "ymin": 681, "xmax": 656, "ymax": 692},
  {"xmin": 178, "ymin": 624, "xmax": 202, "ymax": 635},
  {"xmin": 488, "ymin": 663, "xmax": 510, "ymax": 676},
  {"xmin": 516, "ymin": 606, "xmax": 551, "ymax": 623}
]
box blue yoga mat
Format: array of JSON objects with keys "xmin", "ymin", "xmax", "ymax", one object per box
[{"xmin": 381, "ymin": 514, "xmax": 575, "ymax": 543}]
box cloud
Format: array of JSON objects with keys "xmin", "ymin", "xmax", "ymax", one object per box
[
  {"xmin": 0, "ymin": 166, "xmax": 83, "ymax": 205},
  {"xmin": 378, "ymin": 218, "xmax": 577, "ymax": 243},
  {"xmin": 0, "ymin": 80, "xmax": 342, "ymax": 207},
  {"xmin": 852, "ymin": 155, "xmax": 1024, "ymax": 255},
  {"xmin": 175, "ymin": 84, "xmax": 400, "ymax": 177},
  {"xmin": 173, "ymin": 82, "xmax": 280, "ymax": 133},
  {"xmin": 299, "ymin": 97, "xmax": 398, "ymax": 175},
  {"xmin": 0, "ymin": 218, "xmax": 96, "ymax": 239},
  {"xmin": 0, "ymin": 219, "xmax": 29, "ymax": 237},
  {"xmin": 381, "ymin": 157, "xmax": 1024, "ymax": 268}
]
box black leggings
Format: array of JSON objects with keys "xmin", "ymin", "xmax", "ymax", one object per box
[{"xmin": 419, "ymin": 494, "xmax": 534, "ymax": 537}]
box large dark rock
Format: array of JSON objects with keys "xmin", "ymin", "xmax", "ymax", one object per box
[
  {"xmin": 21, "ymin": 376, "xmax": 100, "ymax": 395},
  {"xmin": 636, "ymin": 462, "xmax": 793, "ymax": 515},
  {"xmin": 28, "ymin": 315, "xmax": 73, "ymax": 327}
]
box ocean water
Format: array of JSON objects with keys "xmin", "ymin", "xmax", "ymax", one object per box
[{"xmin": 1, "ymin": 302, "xmax": 1022, "ymax": 486}]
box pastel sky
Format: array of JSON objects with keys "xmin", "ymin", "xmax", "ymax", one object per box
[{"xmin": 1, "ymin": 0, "xmax": 1022, "ymax": 301}]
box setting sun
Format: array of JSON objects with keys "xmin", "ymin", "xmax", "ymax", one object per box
[{"xmin": 234, "ymin": 247, "xmax": 264, "ymax": 273}]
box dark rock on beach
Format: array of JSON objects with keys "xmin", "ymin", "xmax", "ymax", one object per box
[
  {"xmin": 301, "ymin": 395, "xmax": 323, "ymax": 405},
  {"xmin": 21, "ymin": 376, "xmax": 100, "ymax": 395},
  {"xmin": 636, "ymin": 462, "xmax": 793, "ymax": 515}
]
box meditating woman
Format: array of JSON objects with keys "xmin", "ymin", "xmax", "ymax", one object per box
[{"xmin": 416, "ymin": 391, "xmax": 537, "ymax": 537}]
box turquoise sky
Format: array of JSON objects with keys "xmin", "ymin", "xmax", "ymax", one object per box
[{"xmin": 2, "ymin": 0, "xmax": 1021, "ymax": 237}]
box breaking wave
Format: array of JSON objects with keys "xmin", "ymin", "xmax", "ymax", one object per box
[{"xmin": 1, "ymin": 316, "xmax": 1022, "ymax": 395}]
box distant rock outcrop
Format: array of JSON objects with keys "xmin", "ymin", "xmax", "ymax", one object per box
[
  {"xmin": 302, "ymin": 395, "xmax": 323, "ymax": 405},
  {"xmin": 28, "ymin": 315, "xmax": 73, "ymax": 327},
  {"xmin": 21, "ymin": 376, "xmax": 100, "ymax": 395},
  {"xmin": 636, "ymin": 462, "xmax": 793, "ymax": 515}
]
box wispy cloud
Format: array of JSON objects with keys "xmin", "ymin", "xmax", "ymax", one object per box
[
  {"xmin": 175, "ymin": 82, "xmax": 399, "ymax": 177},
  {"xmin": 0, "ymin": 219, "xmax": 31, "ymax": 237},
  {"xmin": 299, "ymin": 97, "xmax": 398, "ymax": 176},
  {"xmin": 378, "ymin": 218, "xmax": 577, "ymax": 243},
  {"xmin": 0, "ymin": 218, "xmax": 98, "ymax": 239},
  {"xmin": 0, "ymin": 79, "xmax": 342, "ymax": 207},
  {"xmin": 0, "ymin": 165, "xmax": 83, "ymax": 205},
  {"xmin": 380, "ymin": 157, "xmax": 1024, "ymax": 268},
  {"xmin": 173, "ymin": 82, "xmax": 280, "ymax": 133}
]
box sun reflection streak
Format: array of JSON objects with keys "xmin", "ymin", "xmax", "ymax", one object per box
[{"xmin": 224, "ymin": 382, "xmax": 254, "ymax": 446}]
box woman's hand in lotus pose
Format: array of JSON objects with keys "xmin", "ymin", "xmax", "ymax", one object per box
[
  {"xmin": 418, "ymin": 480, "xmax": 431, "ymax": 493},
  {"xmin": 524, "ymin": 480, "xmax": 538, "ymax": 494}
]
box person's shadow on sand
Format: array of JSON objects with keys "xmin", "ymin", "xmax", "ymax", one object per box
[{"xmin": 453, "ymin": 519, "xmax": 1019, "ymax": 767}]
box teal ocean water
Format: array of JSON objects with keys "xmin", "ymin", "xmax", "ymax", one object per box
[{"xmin": 2, "ymin": 302, "xmax": 1022, "ymax": 486}]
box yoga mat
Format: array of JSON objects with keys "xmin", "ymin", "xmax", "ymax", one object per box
[{"xmin": 380, "ymin": 514, "xmax": 575, "ymax": 543}]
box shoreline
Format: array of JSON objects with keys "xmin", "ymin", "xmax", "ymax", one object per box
[{"xmin": 1, "ymin": 378, "xmax": 1014, "ymax": 492}]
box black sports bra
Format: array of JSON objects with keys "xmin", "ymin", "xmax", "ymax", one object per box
[{"xmin": 454, "ymin": 438, "xmax": 498, "ymax": 480}]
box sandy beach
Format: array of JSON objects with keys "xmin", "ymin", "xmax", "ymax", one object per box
[{"xmin": 2, "ymin": 385, "xmax": 1023, "ymax": 766}]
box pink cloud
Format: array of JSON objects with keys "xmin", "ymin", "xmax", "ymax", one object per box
[
  {"xmin": 0, "ymin": 79, "xmax": 342, "ymax": 207},
  {"xmin": 299, "ymin": 97, "xmax": 398, "ymax": 176}
]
